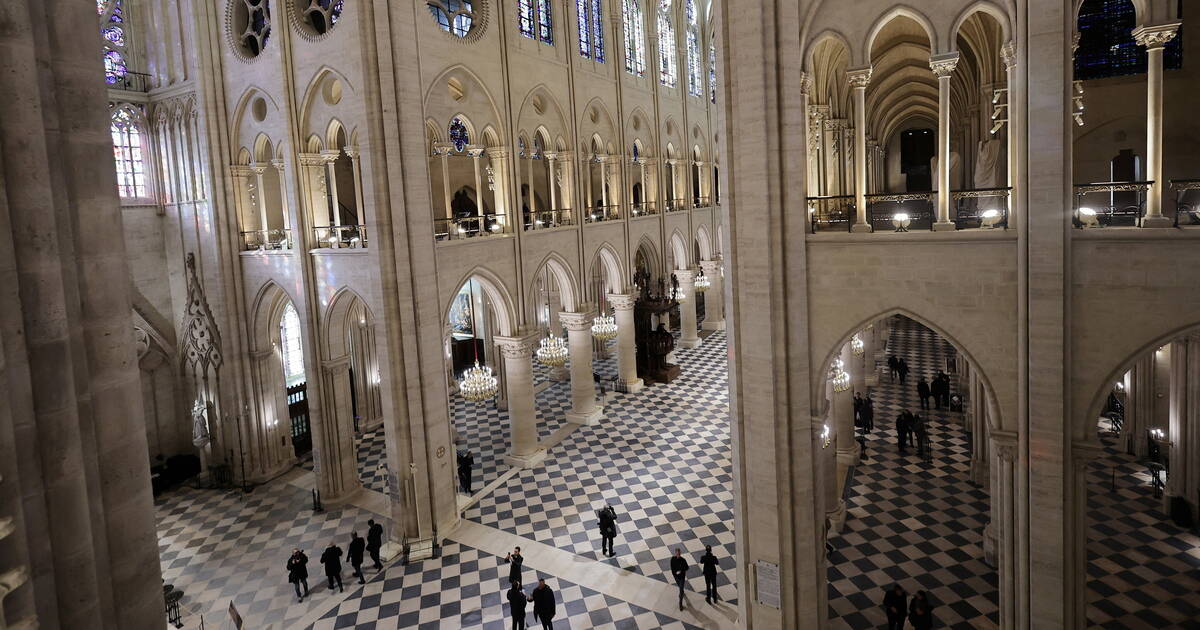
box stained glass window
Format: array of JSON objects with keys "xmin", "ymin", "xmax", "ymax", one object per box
[
  {"xmin": 709, "ymin": 42, "xmax": 716, "ymax": 103},
  {"xmin": 578, "ymin": 0, "xmax": 606, "ymax": 62},
  {"xmin": 280, "ymin": 302, "xmax": 306, "ymax": 386},
  {"xmin": 111, "ymin": 108, "xmax": 147, "ymax": 198},
  {"xmin": 303, "ymin": 0, "xmax": 344, "ymax": 35},
  {"xmin": 449, "ymin": 118, "xmax": 470, "ymax": 152},
  {"xmin": 632, "ymin": 143, "xmax": 639, "ymax": 161},
  {"xmin": 657, "ymin": 0, "xmax": 677, "ymax": 87},
  {"xmin": 99, "ymin": 0, "xmax": 129, "ymax": 85},
  {"xmin": 519, "ymin": 0, "xmax": 554, "ymax": 44},
  {"xmin": 428, "ymin": 0, "xmax": 475, "ymax": 37},
  {"xmin": 1075, "ymin": 0, "xmax": 1183, "ymax": 80},
  {"xmin": 623, "ymin": 0, "xmax": 647, "ymax": 76},
  {"xmin": 686, "ymin": 31, "xmax": 701, "ymax": 96}
]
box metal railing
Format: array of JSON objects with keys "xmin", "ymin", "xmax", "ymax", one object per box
[
  {"xmin": 240, "ymin": 228, "xmax": 293, "ymax": 251},
  {"xmin": 584, "ymin": 205, "xmax": 621, "ymax": 223},
  {"xmin": 1171, "ymin": 179, "xmax": 1200, "ymax": 227},
  {"xmin": 665, "ymin": 198, "xmax": 690, "ymax": 213},
  {"xmin": 631, "ymin": 201, "xmax": 659, "ymax": 217},
  {"xmin": 1072, "ymin": 180, "xmax": 1152, "ymax": 228},
  {"xmin": 809, "ymin": 195, "xmax": 854, "ymax": 232},
  {"xmin": 865, "ymin": 191, "xmax": 934, "ymax": 232},
  {"xmin": 111, "ymin": 70, "xmax": 152, "ymax": 93},
  {"xmin": 434, "ymin": 214, "xmax": 508, "ymax": 241},
  {"xmin": 312, "ymin": 224, "xmax": 369, "ymax": 248},
  {"xmin": 525, "ymin": 208, "xmax": 575, "ymax": 230},
  {"xmin": 952, "ymin": 187, "xmax": 1012, "ymax": 230},
  {"xmin": 692, "ymin": 196, "xmax": 713, "ymax": 209}
]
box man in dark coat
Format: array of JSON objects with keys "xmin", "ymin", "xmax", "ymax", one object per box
[
  {"xmin": 896, "ymin": 412, "xmax": 910, "ymax": 453},
  {"xmin": 320, "ymin": 542, "xmax": 344, "ymax": 592},
  {"xmin": 853, "ymin": 392, "xmax": 864, "ymax": 427},
  {"xmin": 936, "ymin": 371, "xmax": 951, "ymax": 408},
  {"xmin": 596, "ymin": 504, "xmax": 618, "ymax": 557},
  {"xmin": 916, "ymin": 378, "xmax": 931, "ymax": 410},
  {"xmin": 366, "ymin": 519, "xmax": 384, "ymax": 570},
  {"xmin": 931, "ymin": 374, "xmax": 945, "ymax": 410},
  {"xmin": 348, "ymin": 532, "xmax": 366, "ymax": 584},
  {"xmin": 909, "ymin": 590, "xmax": 934, "ymax": 629},
  {"xmin": 286, "ymin": 548, "xmax": 310, "ymax": 602},
  {"xmin": 887, "ymin": 355, "xmax": 899, "ymax": 381},
  {"xmin": 698, "ymin": 545, "xmax": 720, "ymax": 604},
  {"xmin": 458, "ymin": 448, "xmax": 475, "ymax": 494},
  {"xmin": 670, "ymin": 548, "xmax": 690, "ymax": 610},
  {"xmin": 915, "ymin": 414, "xmax": 930, "ymax": 462},
  {"xmin": 528, "ymin": 578, "xmax": 556, "ymax": 629},
  {"xmin": 507, "ymin": 580, "xmax": 528, "ymax": 630},
  {"xmin": 862, "ymin": 396, "xmax": 875, "ymax": 433},
  {"xmin": 905, "ymin": 411, "xmax": 916, "ymax": 447},
  {"xmin": 882, "ymin": 583, "xmax": 907, "ymax": 630},
  {"xmin": 504, "ymin": 546, "xmax": 524, "ymax": 585},
  {"xmin": 898, "ymin": 358, "xmax": 910, "ymax": 383}
]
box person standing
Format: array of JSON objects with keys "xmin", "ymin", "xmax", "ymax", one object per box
[
  {"xmin": 596, "ymin": 504, "xmax": 618, "ymax": 557},
  {"xmin": 916, "ymin": 377, "xmax": 931, "ymax": 410},
  {"xmin": 862, "ymin": 395, "xmax": 875, "ymax": 433},
  {"xmin": 504, "ymin": 547, "xmax": 524, "ymax": 586},
  {"xmin": 320, "ymin": 541, "xmax": 344, "ymax": 593},
  {"xmin": 908, "ymin": 590, "xmax": 934, "ymax": 629},
  {"xmin": 898, "ymin": 358, "xmax": 910, "ymax": 384},
  {"xmin": 366, "ymin": 519, "xmax": 384, "ymax": 570},
  {"xmin": 670, "ymin": 548, "xmax": 690, "ymax": 610},
  {"xmin": 853, "ymin": 392, "xmax": 864, "ymax": 427},
  {"xmin": 458, "ymin": 448, "xmax": 475, "ymax": 494},
  {"xmin": 882, "ymin": 583, "xmax": 907, "ymax": 630},
  {"xmin": 286, "ymin": 548, "xmax": 310, "ymax": 602},
  {"xmin": 698, "ymin": 545, "xmax": 720, "ymax": 604},
  {"xmin": 915, "ymin": 415, "xmax": 930, "ymax": 462},
  {"xmin": 896, "ymin": 412, "xmax": 909, "ymax": 453},
  {"xmin": 529, "ymin": 578, "xmax": 556, "ymax": 629},
  {"xmin": 348, "ymin": 531, "xmax": 366, "ymax": 584},
  {"xmin": 887, "ymin": 355, "xmax": 899, "ymax": 382},
  {"xmin": 506, "ymin": 580, "xmax": 528, "ymax": 630},
  {"xmin": 931, "ymin": 374, "xmax": 945, "ymax": 410},
  {"xmin": 938, "ymin": 371, "xmax": 951, "ymax": 408}
]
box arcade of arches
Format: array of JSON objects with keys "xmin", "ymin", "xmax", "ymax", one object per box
[{"xmin": 0, "ymin": 0, "xmax": 1198, "ymax": 629}]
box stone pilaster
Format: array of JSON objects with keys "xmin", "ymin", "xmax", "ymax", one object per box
[
  {"xmin": 496, "ymin": 333, "xmax": 546, "ymax": 468},
  {"xmin": 608, "ymin": 294, "xmax": 643, "ymax": 393},
  {"xmin": 699, "ymin": 260, "xmax": 725, "ymax": 331},
  {"xmin": 559, "ymin": 311, "xmax": 604, "ymax": 425},
  {"xmin": 675, "ymin": 269, "xmax": 701, "ymax": 348}
]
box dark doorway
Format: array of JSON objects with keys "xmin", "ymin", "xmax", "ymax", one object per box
[
  {"xmin": 288, "ymin": 382, "xmax": 312, "ymax": 457},
  {"xmin": 901, "ymin": 128, "xmax": 934, "ymax": 191}
]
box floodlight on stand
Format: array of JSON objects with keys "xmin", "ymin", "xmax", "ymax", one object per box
[
  {"xmin": 990, "ymin": 119, "xmax": 1007, "ymax": 135},
  {"xmin": 892, "ymin": 212, "xmax": 912, "ymax": 232},
  {"xmin": 1078, "ymin": 206, "xmax": 1099, "ymax": 228},
  {"xmin": 981, "ymin": 208, "xmax": 1002, "ymax": 229},
  {"xmin": 349, "ymin": 236, "xmax": 361, "ymax": 248},
  {"xmin": 1073, "ymin": 112, "xmax": 1084, "ymax": 127},
  {"xmin": 490, "ymin": 223, "xmax": 502, "ymax": 232}
]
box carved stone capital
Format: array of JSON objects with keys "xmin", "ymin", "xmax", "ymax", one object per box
[
  {"xmin": 1000, "ymin": 41, "xmax": 1017, "ymax": 69},
  {"xmin": 465, "ymin": 144, "xmax": 486, "ymax": 158},
  {"xmin": 319, "ymin": 149, "xmax": 342, "ymax": 164},
  {"xmin": 929, "ymin": 52, "xmax": 960, "ymax": 78},
  {"xmin": 229, "ymin": 164, "xmax": 255, "ymax": 177},
  {"xmin": 1133, "ymin": 23, "xmax": 1180, "ymax": 50},
  {"xmin": 485, "ymin": 147, "xmax": 510, "ymax": 159},
  {"xmin": 298, "ymin": 152, "xmax": 326, "ymax": 167},
  {"xmin": 847, "ymin": 67, "xmax": 873, "ymax": 89},
  {"xmin": 673, "ymin": 268, "xmax": 695, "ymax": 284},
  {"xmin": 432, "ymin": 142, "xmax": 456, "ymax": 156},
  {"xmin": 270, "ymin": 158, "xmax": 286, "ymax": 171},
  {"xmin": 607, "ymin": 293, "xmax": 635, "ymax": 311},
  {"xmin": 250, "ymin": 164, "xmax": 268, "ymax": 175},
  {"xmin": 799, "ymin": 71, "xmax": 813, "ymax": 96},
  {"xmin": 991, "ymin": 430, "xmax": 1018, "ymax": 463},
  {"xmin": 322, "ymin": 355, "xmax": 352, "ymax": 372},
  {"xmin": 559, "ymin": 310, "xmax": 599, "ymax": 331},
  {"xmin": 343, "ymin": 146, "xmax": 361, "ymax": 160},
  {"xmin": 699, "ymin": 260, "xmax": 722, "ymax": 276},
  {"xmin": 495, "ymin": 333, "xmax": 540, "ymax": 360}
]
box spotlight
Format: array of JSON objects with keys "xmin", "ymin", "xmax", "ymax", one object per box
[
  {"xmin": 1078, "ymin": 207, "xmax": 1099, "ymax": 228},
  {"xmin": 490, "ymin": 223, "xmax": 501, "ymax": 232},
  {"xmin": 349, "ymin": 236, "xmax": 361, "ymax": 248},
  {"xmin": 991, "ymin": 104, "xmax": 1007, "ymax": 120},
  {"xmin": 981, "ymin": 208, "xmax": 1002, "ymax": 229},
  {"xmin": 1073, "ymin": 112, "xmax": 1084, "ymax": 127},
  {"xmin": 892, "ymin": 212, "xmax": 911, "ymax": 232},
  {"xmin": 991, "ymin": 87, "xmax": 1007, "ymax": 104},
  {"xmin": 990, "ymin": 120, "xmax": 1006, "ymax": 135}
]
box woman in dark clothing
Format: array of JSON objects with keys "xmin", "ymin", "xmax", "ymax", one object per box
[
  {"xmin": 529, "ymin": 578, "xmax": 556, "ymax": 629},
  {"xmin": 908, "ymin": 590, "xmax": 934, "ymax": 629},
  {"xmin": 287, "ymin": 548, "xmax": 310, "ymax": 602},
  {"xmin": 507, "ymin": 580, "xmax": 528, "ymax": 630}
]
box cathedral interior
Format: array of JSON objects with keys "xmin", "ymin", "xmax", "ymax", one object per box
[{"xmin": 0, "ymin": 0, "xmax": 1198, "ymax": 628}]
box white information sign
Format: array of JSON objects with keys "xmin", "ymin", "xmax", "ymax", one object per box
[{"xmin": 756, "ymin": 561, "xmax": 781, "ymax": 609}]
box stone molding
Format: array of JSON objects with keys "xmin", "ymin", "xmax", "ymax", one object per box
[
  {"xmin": 674, "ymin": 268, "xmax": 696, "ymax": 283},
  {"xmin": 495, "ymin": 333, "xmax": 540, "ymax": 359},
  {"xmin": 1001, "ymin": 41, "xmax": 1017, "ymax": 69},
  {"xmin": 1132, "ymin": 23, "xmax": 1180, "ymax": 50},
  {"xmin": 799, "ymin": 71, "xmax": 813, "ymax": 96},
  {"xmin": 558, "ymin": 310, "xmax": 598, "ymax": 331},
  {"xmin": 929, "ymin": 52, "xmax": 960, "ymax": 78},
  {"xmin": 846, "ymin": 67, "xmax": 873, "ymax": 89},
  {"xmin": 607, "ymin": 293, "xmax": 635, "ymax": 310}
]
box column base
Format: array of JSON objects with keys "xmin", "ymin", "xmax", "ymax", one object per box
[
  {"xmin": 826, "ymin": 500, "xmax": 847, "ymax": 534},
  {"xmin": 850, "ymin": 223, "xmax": 873, "ymax": 233},
  {"xmin": 702, "ymin": 319, "xmax": 726, "ymax": 331},
  {"xmin": 617, "ymin": 378, "xmax": 644, "ymax": 393},
  {"xmin": 550, "ymin": 366, "xmax": 570, "ymax": 382},
  {"xmin": 982, "ymin": 521, "xmax": 998, "ymax": 568},
  {"xmin": 932, "ymin": 221, "xmax": 957, "ymax": 232},
  {"xmin": 504, "ymin": 449, "xmax": 547, "ymax": 469},
  {"xmin": 836, "ymin": 445, "xmax": 861, "ymax": 467},
  {"xmin": 398, "ymin": 537, "xmax": 432, "ymax": 562},
  {"xmin": 321, "ymin": 481, "xmax": 365, "ymax": 507},
  {"xmin": 566, "ymin": 406, "xmax": 605, "ymax": 426},
  {"xmin": 679, "ymin": 336, "xmax": 702, "ymax": 349},
  {"xmin": 1141, "ymin": 215, "xmax": 1173, "ymax": 228}
]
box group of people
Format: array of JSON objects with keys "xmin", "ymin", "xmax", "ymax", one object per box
[
  {"xmin": 285, "ymin": 519, "xmax": 385, "ymax": 602},
  {"xmin": 853, "ymin": 392, "xmax": 876, "ymax": 433},
  {"xmin": 883, "ymin": 584, "xmax": 936, "ymax": 629},
  {"xmin": 502, "ymin": 547, "xmax": 557, "ymax": 630},
  {"xmin": 895, "ymin": 410, "xmax": 931, "ymax": 461},
  {"xmin": 887, "ymin": 355, "xmax": 911, "ymax": 383},
  {"xmin": 916, "ymin": 370, "xmax": 952, "ymax": 410}
]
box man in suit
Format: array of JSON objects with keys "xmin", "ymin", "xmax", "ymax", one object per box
[
  {"xmin": 596, "ymin": 504, "xmax": 618, "ymax": 557},
  {"xmin": 347, "ymin": 531, "xmax": 366, "ymax": 584},
  {"xmin": 670, "ymin": 548, "xmax": 690, "ymax": 610},
  {"xmin": 698, "ymin": 545, "xmax": 720, "ymax": 604},
  {"xmin": 366, "ymin": 519, "xmax": 384, "ymax": 570}
]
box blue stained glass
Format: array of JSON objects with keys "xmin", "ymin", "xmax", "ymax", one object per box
[
  {"xmin": 537, "ymin": 0, "xmax": 553, "ymax": 43},
  {"xmin": 449, "ymin": 118, "xmax": 470, "ymax": 152},
  {"xmin": 592, "ymin": 0, "xmax": 605, "ymax": 62},
  {"xmin": 103, "ymin": 25, "xmax": 125, "ymax": 46},
  {"xmin": 632, "ymin": 144, "xmax": 639, "ymax": 160},
  {"xmin": 519, "ymin": 0, "xmax": 536, "ymax": 38},
  {"xmin": 104, "ymin": 49, "xmax": 127, "ymax": 84}
]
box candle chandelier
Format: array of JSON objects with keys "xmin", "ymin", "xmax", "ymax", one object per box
[
  {"xmin": 851, "ymin": 334, "xmax": 864, "ymax": 356},
  {"xmin": 536, "ymin": 335, "xmax": 568, "ymax": 366},
  {"xmin": 458, "ymin": 281, "xmax": 498, "ymax": 402},
  {"xmin": 592, "ymin": 286, "xmax": 618, "ymax": 342},
  {"xmin": 829, "ymin": 358, "xmax": 851, "ymax": 393},
  {"xmin": 694, "ymin": 271, "xmax": 711, "ymax": 293}
]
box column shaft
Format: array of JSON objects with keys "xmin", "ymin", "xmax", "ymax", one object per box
[
  {"xmin": 700, "ymin": 261, "xmax": 725, "ymax": 331},
  {"xmin": 561, "ymin": 311, "xmax": 604, "ymax": 425},
  {"xmin": 497, "ymin": 335, "xmax": 545, "ymax": 468},
  {"xmin": 931, "ymin": 53, "xmax": 959, "ymax": 231},
  {"xmin": 609, "ymin": 295, "xmax": 644, "ymax": 392},
  {"xmin": 848, "ymin": 69, "xmax": 872, "ymax": 232},
  {"xmin": 676, "ymin": 270, "xmax": 700, "ymax": 348}
]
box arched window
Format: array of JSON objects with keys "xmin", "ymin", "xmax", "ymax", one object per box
[
  {"xmin": 428, "ymin": 0, "xmax": 475, "ymax": 37},
  {"xmin": 449, "ymin": 118, "xmax": 470, "ymax": 152},
  {"xmin": 623, "ymin": 0, "xmax": 647, "ymax": 75},
  {"xmin": 685, "ymin": 0, "xmax": 701, "ymax": 96},
  {"xmin": 1075, "ymin": 0, "xmax": 1183, "ymax": 80},
  {"xmin": 280, "ymin": 302, "xmax": 305, "ymax": 386},
  {"xmin": 98, "ymin": 0, "xmax": 130, "ymax": 86},
  {"xmin": 577, "ymin": 0, "xmax": 605, "ymax": 62},
  {"xmin": 708, "ymin": 42, "xmax": 717, "ymax": 103},
  {"xmin": 519, "ymin": 0, "xmax": 554, "ymax": 44},
  {"xmin": 111, "ymin": 108, "xmax": 148, "ymax": 199},
  {"xmin": 657, "ymin": 0, "xmax": 677, "ymax": 88}
]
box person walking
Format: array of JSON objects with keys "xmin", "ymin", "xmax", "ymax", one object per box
[
  {"xmin": 529, "ymin": 578, "xmax": 556, "ymax": 629},
  {"xmin": 908, "ymin": 590, "xmax": 934, "ymax": 629},
  {"xmin": 853, "ymin": 392, "xmax": 864, "ymax": 427},
  {"xmin": 320, "ymin": 541, "xmax": 344, "ymax": 593},
  {"xmin": 931, "ymin": 374, "xmax": 945, "ymax": 410},
  {"xmin": 506, "ymin": 580, "xmax": 528, "ymax": 630},
  {"xmin": 348, "ymin": 532, "xmax": 366, "ymax": 584},
  {"xmin": 596, "ymin": 504, "xmax": 618, "ymax": 557},
  {"xmin": 882, "ymin": 583, "xmax": 907, "ymax": 630},
  {"xmin": 888, "ymin": 355, "xmax": 899, "ymax": 382},
  {"xmin": 366, "ymin": 519, "xmax": 384, "ymax": 570},
  {"xmin": 862, "ymin": 395, "xmax": 875, "ymax": 433},
  {"xmin": 898, "ymin": 358, "xmax": 910, "ymax": 384},
  {"xmin": 286, "ymin": 548, "xmax": 310, "ymax": 602},
  {"xmin": 458, "ymin": 448, "xmax": 475, "ymax": 494},
  {"xmin": 896, "ymin": 412, "xmax": 909, "ymax": 453},
  {"xmin": 504, "ymin": 547, "xmax": 524, "ymax": 586},
  {"xmin": 915, "ymin": 414, "xmax": 930, "ymax": 462},
  {"xmin": 670, "ymin": 548, "xmax": 690, "ymax": 610},
  {"xmin": 698, "ymin": 545, "xmax": 720, "ymax": 604},
  {"xmin": 904, "ymin": 411, "xmax": 916, "ymax": 448},
  {"xmin": 916, "ymin": 378, "xmax": 931, "ymax": 410}
]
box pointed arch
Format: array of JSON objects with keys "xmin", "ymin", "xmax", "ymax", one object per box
[
  {"xmin": 669, "ymin": 229, "xmax": 690, "ymax": 270},
  {"xmin": 695, "ymin": 224, "xmax": 713, "ymax": 261},
  {"xmin": 423, "ymin": 64, "xmax": 506, "ymax": 147},
  {"xmin": 864, "ymin": 5, "xmax": 939, "ymax": 61},
  {"xmin": 950, "ymin": 1, "xmax": 1013, "ymax": 47},
  {"xmin": 249, "ymin": 280, "xmax": 300, "ymax": 354},
  {"xmin": 634, "ymin": 234, "xmax": 662, "ymax": 280},
  {"xmin": 230, "ymin": 85, "xmax": 283, "ymax": 160},
  {"xmin": 298, "ymin": 65, "xmax": 358, "ymax": 142},
  {"xmin": 444, "ymin": 267, "xmax": 518, "ymax": 337},
  {"xmin": 322, "ymin": 287, "xmax": 375, "ymax": 360},
  {"xmin": 591, "ymin": 242, "xmax": 626, "ymax": 294},
  {"xmin": 529, "ymin": 252, "xmax": 580, "ymax": 313}
]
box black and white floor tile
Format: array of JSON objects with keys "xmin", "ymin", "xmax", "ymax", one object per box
[{"xmin": 827, "ymin": 315, "xmax": 999, "ymax": 629}]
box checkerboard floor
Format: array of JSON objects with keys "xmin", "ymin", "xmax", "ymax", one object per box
[
  {"xmin": 465, "ymin": 331, "xmax": 738, "ymax": 604},
  {"xmin": 827, "ymin": 315, "xmax": 999, "ymax": 629},
  {"xmin": 1085, "ymin": 432, "xmax": 1200, "ymax": 629}
]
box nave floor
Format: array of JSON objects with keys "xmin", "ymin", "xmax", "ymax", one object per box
[{"xmin": 155, "ymin": 331, "xmax": 735, "ymax": 629}]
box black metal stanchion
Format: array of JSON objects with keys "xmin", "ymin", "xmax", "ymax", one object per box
[{"xmin": 312, "ymin": 487, "xmax": 323, "ymax": 513}]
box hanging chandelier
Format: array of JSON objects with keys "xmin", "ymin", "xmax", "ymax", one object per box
[
  {"xmin": 694, "ymin": 272, "xmax": 711, "ymax": 293},
  {"xmin": 459, "ymin": 362, "xmax": 498, "ymax": 402},
  {"xmin": 829, "ymin": 358, "xmax": 850, "ymax": 393},
  {"xmin": 536, "ymin": 335, "xmax": 568, "ymax": 366},
  {"xmin": 820, "ymin": 423, "xmax": 832, "ymax": 448},
  {"xmin": 851, "ymin": 334, "xmax": 864, "ymax": 356},
  {"xmin": 592, "ymin": 312, "xmax": 618, "ymax": 341}
]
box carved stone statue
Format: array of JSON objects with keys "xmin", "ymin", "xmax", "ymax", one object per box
[
  {"xmin": 974, "ymin": 139, "xmax": 1004, "ymax": 189},
  {"xmin": 191, "ymin": 399, "xmax": 210, "ymax": 448}
]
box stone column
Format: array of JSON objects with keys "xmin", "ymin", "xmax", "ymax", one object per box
[
  {"xmin": 599, "ymin": 157, "xmax": 610, "ymax": 211},
  {"xmin": 1127, "ymin": 355, "xmax": 1154, "ymax": 457},
  {"xmin": 930, "ymin": 52, "xmax": 960, "ymax": 231},
  {"xmin": 434, "ymin": 143, "xmax": 455, "ymax": 221},
  {"xmin": 1166, "ymin": 336, "xmax": 1195, "ymax": 515},
  {"xmin": 321, "ymin": 149, "xmax": 343, "ymax": 227},
  {"xmin": 848, "ymin": 67, "xmax": 873, "ymax": 232},
  {"xmin": 861, "ymin": 323, "xmax": 877, "ymax": 387},
  {"xmin": 468, "ymin": 145, "xmax": 486, "ymax": 217},
  {"xmin": 271, "ymin": 159, "xmax": 292, "ymax": 241},
  {"xmin": 344, "ymin": 146, "xmax": 364, "ymax": 226},
  {"xmin": 822, "ymin": 412, "xmax": 842, "ymax": 533},
  {"xmin": 1001, "ymin": 42, "xmax": 1018, "ymax": 224},
  {"xmin": 991, "ymin": 433, "xmax": 1018, "ymax": 627},
  {"xmin": 675, "ymin": 269, "xmax": 701, "ymax": 348},
  {"xmin": 544, "ymin": 151, "xmax": 559, "ymax": 213},
  {"xmin": 496, "ymin": 333, "xmax": 546, "ymax": 468},
  {"xmin": 251, "ymin": 164, "xmax": 270, "ymax": 234},
  {"xmin": 560, "ymin": 311, "xmax": 605, "ymax": 425},
  {"xmin": 699, "ymin": 260, "xmax": 725, "ymax": 330},
  {"xmin": 830, "ymin": 343, "xmax": 856, "ymax": 531},
  {"xmin": 1186, "ymin": 334, "xmax": 1200, "ymax": 522},
  {"xmin": 486, "ymin": 147, "xmax": 511, "ymax": 221},
  {"xmin": 1133, "ymin": 23, "xmax": 1180, "ymax": 227},
  {"xmin": 608, "ymin": 294, "xmax": 644, "ymax": 393},
  {"xmin": 316, "ymin": 357, "xmax": 362, "ymax": 502}
]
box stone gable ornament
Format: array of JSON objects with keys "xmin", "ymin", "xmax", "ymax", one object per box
[{"xmin": 181, "ymin": 253, "xmax": 224, "ymax": 373}]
